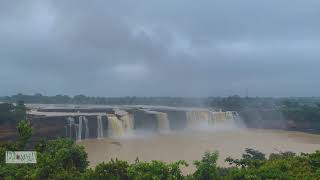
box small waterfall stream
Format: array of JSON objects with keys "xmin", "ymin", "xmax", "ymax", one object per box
[
  {"xmin": 107, "ymin": 114, "xmax": 125, "ymax": 137},
  {"xmin": 157, "ymin": 112, "xmax": 170, "ymax": 133},
  {"xmin": 67, "ymin": 117, "xmax": 75, "ymax": 138},
  {"xmin": 120, "ymin": 114, "xmax": 134, "ymax": 132},
  {"xmin": 143, "ymin": 110, "xmax": 170, "ymax": 133},
  {"xmin": 97, "ymin": 115, "xmax": 104, "ymax": 139},
  {"xmin": 77, "ymin": 116, "xmax": 83, "ymax": 141},
  {"xmin": 84, "ymin": 116, "xmax": 89, "ymax": 139}
]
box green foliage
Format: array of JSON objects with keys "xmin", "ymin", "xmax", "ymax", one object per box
[
  {"xmin": 92, "ymin": 159, "xmax": 129, "ymax": 180},
  {"xmin": 0, "ymin": 103, "xmax": 15, "ymax": 122},
  {"xmin": 16, "ymin": 120, "xmax": 33, "ymax": 149},
  {"xmin": 81, "ymin": 158, "xmax": 187, "ymax": 180},
  {"xmin": 0, "ymin": 102, "xmax": 26, "ymax": 125},
  {"xmin": 0, "ymin": 121, "xmax": 89, "ymax": 179},
  {"xmin": 193, "ymin": 151, "xmax": 219, "ymax": 180},
  {"xmin": 269, "ymin": 151, "xmax": 296, "ymax": 160},
  {"xmin": 281, "ymin": 101, "xmax": 320, "ymax": 122},
  {"xmin": 15, "ymin": 100, "xmax": 27, "ymax": 120},
  {"xmin": 226, "ymin": 148, "xmax": 266, "ymax": 168},
  {"xmin": 128, "ymin": 159, "xmax": 187, "ymax": 180},
  {"xmin": 226, "ymin": 149, "xmax": 320, "ymax": 179}
]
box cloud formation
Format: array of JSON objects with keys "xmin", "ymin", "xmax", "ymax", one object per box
[{"xmin": 0, "ymin": 0, "xmax": 320, "ymax": 96}]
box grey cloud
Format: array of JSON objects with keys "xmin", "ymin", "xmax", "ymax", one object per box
[{"xmin": 0, "ymin": 0, "xmax": 320, "ymax": 97}]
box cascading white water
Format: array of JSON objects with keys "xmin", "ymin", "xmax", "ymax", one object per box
[
  {"xmin": 67, "ymin": 117, "xmax": 75, "ymax": 138},
  {"xmin": 83, "ymin": 116, "xmax": 89, "ymax": 139},
  {"xmin": 108, "ymin": 110, "xmax": 135, "ymax": 137},
  {"xmin": 186, "ymin": 111, "xmax": 210, "ymax": 128},
  {"xmin": 185, "ymin": 110, "xmax": 241, "ymax": 129},
  {"xmin": 97, "ymin": 115, "xmax": 104, "ymax": 139},
  {"xmin": 77, "ymin": 116, "xmax": 83, "ymax": 141},
  {"xmin": 107, "ymin": 114, "xmax": 125, "ymax": 137},
  {"xmin": 119, "ymin": 113, "xmax": 134, "ymax": 133}
]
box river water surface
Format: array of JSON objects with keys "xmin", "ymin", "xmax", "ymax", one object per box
[{"xmin": 78, "ymin": 128, "xmax": 320, "ymax": 174}]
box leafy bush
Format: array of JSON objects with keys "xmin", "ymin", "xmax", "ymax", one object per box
[
  {"xmin": 128, "ymin": 159, "xmax": 187, "ymax": 180},
  {"xmin": 226, "ymin": 148, "xmax": 266, "ymax": 168},
  {"xmin": 193, "ymin": 151, "xmax": 219, "ymax": 180},
  {"xmin": 94, "ymin": 159, "xmax": 129, "ymax": 180}
]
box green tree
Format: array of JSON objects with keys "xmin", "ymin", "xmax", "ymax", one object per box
[
  {"xmin": 16, "ymin": 120, "xmax": 33, "ymax": 150},
  {"xmin": 93, "ymin": 159, "xmax": 129, "ymax": 180},
  {"xmin": 128, "ymin": 159, "xmax": 187, "ymax": 180},
  {"xmin": 226, "ymin": 148, "xmax": 266, "ymax": 168},
  {"xmin": 193, "ymin": 151, "xmax": 219, "ymax": 180}
]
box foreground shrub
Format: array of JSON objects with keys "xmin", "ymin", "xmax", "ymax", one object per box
[
  {"xmin": 193, "ymin": 151, "xmax": 219, "ymax": 180},
  {"xmin": 128, "ymin": 159, "xmax": 187, "ymax": 180},
  {"xmin": 94, "ymin": 159, "xmax": 129, "ymax": 180}
]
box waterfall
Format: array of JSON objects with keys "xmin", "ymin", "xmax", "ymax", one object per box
[
  {"xmin": 212, "ymin": 110, "xmax": 227, "ymax": 123},
  {"xmin": 185, "ymin": 110, "xmax": 241, "ymax": 128},
  {"xmin": 209, "ymin": 111, "xmax": 240, "ymax": 126},
  {"xmin": 77, "ymin": 116, "xmax": 83, "ymax": 141},
  {"xmin": 143, "ymin": 110, "xmax": 170, "ymax": 133},
  {"xmin": 120, "ymin": 113, "xmax": 134, "ymax": 132},
  {"xmin": 67, "ymin": 117, "xmax": 75, "ymax": 138},
  {"xmin": 83, "ymin": 116, "xmax": 89, "ymax": 139},
  {"xmin": 97, "ymin": 116, "xmax": 104, "ymax": 139},
  {"xmin": 157, "ymin": 112, "xmax": 170, "ymax": 133},
  {"xmin": 110, "ymin": 110, "xmax": 135, "ymax": 136},
  {"xmin": 107, "ymin": 114, "xmax": 125, "ymax": 137},
  {"xmin": 186, "ymin": 111, "xmax": 210, "ymax": 128}
]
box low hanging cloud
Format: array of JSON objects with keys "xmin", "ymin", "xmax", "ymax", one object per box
[{"xmin": 0, "ymin": 0, "xmax": 320, "ymax": 97}]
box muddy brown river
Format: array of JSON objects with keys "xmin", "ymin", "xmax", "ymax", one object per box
[{"xmin": 78, "ymin": 128, "xmax": 320, "ymax": 174}]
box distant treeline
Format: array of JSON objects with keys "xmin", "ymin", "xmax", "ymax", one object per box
[
  {"xmin": 0, "ymin": 101, "xmax": 26, "ymax": 125},
  {"xmin": 2, "ymin": 93, "xmax": 319, "ymax": 108}
]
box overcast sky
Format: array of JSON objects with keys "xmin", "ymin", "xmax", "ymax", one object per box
[{"xmin": 0, "ymin": 0, "xmax": 319, "ymax": 97}]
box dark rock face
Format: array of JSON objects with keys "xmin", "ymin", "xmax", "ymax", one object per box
[
  {"xmin": 0, "ymin": 123, "xmax": 17, "ymax": 142},
  {"xmin": 28, "ymin": 115, "xmax": 110, "ymax": 141},
  {"xmin": 31, "ymin": 116, "xmax": 67, "ymax": 139},
  {"xmin": 162, "ymin": 110, "xmax": 187, "ymax": 130},
  {"xmin": 0, "ymin": 114, "xmax": 102, "ymax": 142},
  {"xmin": 132, "ymin": 110, "xmax": 158, "ymax": 131},
  {"xmin": 86, "ymin": 115, "xmax": 108, "ymax": 139},
  {"xmin": 239, "ymin": 109, "xmax": 286, "ymax": 129}
]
